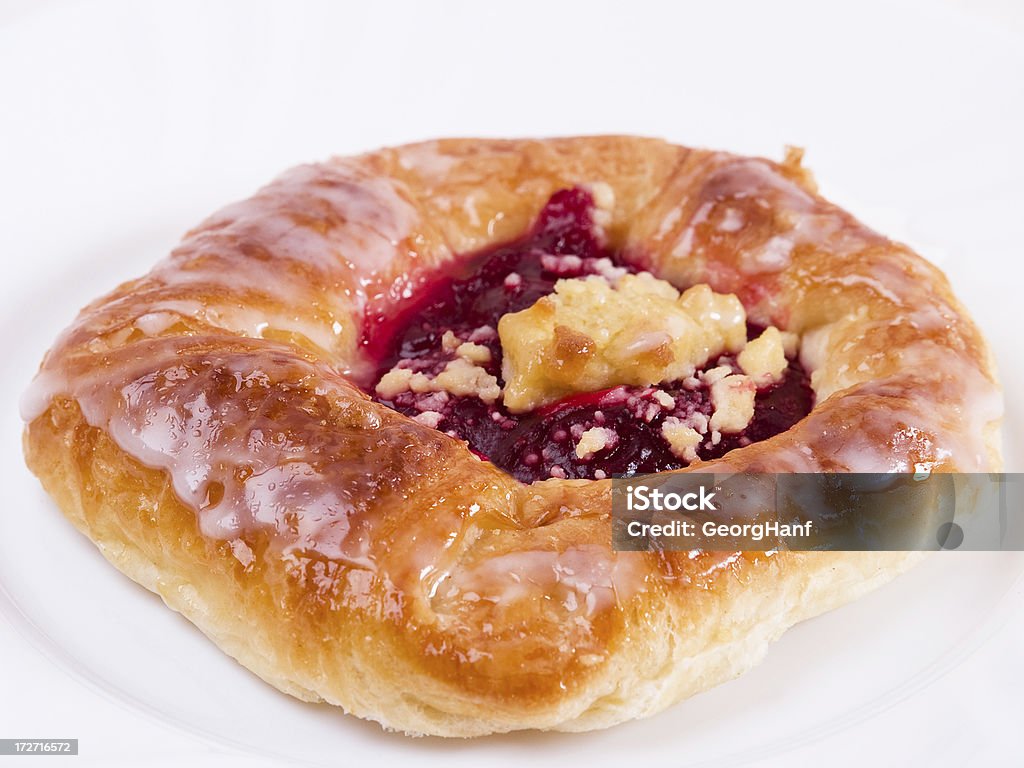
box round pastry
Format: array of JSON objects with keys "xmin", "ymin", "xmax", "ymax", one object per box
[{"xmin": 22, "ymin": 137, "xmax": 1002, "ymax": 736}]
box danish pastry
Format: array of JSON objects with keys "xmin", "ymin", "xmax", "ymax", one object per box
[{"xmin": 22, "ymin": 137, "xmax": 1002, "ymax": 736}]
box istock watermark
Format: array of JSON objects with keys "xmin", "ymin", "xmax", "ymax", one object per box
[
  {"xmin": 611, "ymin": 472, "xmax": 1024, "ymax": 552},
  {"xmin": 625, "ymin": 484, "xmax": 719, "ymax": 512}
]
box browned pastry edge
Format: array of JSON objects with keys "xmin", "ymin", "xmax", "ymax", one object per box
[{"xmin": 23, "ymin": 136, "xmax": 1002, "ymax": 736}]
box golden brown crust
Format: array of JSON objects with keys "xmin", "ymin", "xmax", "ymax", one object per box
[{"xmin": 22, "ymin": 136, "xmax": 1002, "ymax": 736}]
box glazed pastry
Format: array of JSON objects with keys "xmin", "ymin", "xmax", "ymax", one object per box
[{"xmin": 22, "ymin": 137, "xmax": 1002, "ymax": 736}]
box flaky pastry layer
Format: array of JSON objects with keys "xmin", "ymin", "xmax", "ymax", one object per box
[{"xmin": 23, "ymin": 137, "xmax": 1002, "ymax": 736}]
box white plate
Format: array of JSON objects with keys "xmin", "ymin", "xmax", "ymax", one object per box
[{"xmin": 1, "ymin": 1, "xmax": 1023, "ymax": 765}]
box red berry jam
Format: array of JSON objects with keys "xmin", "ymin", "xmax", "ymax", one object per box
[{"xmin": 362, "ymin": 188, "xmax": 813, "ymax": 483}]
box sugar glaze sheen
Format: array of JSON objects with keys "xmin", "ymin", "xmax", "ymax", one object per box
[{"xmin": 21, "ymin": 137, "xmax": 1002, "ymax": 737}]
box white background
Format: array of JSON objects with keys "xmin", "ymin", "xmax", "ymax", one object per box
[{"xmin": 1, "ymin": 1, "xmax": 1022, "ymax": 766}]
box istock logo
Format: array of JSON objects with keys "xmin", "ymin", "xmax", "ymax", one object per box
[
  {"xmin": 612, "ymin": 473, "xmax": 1024, "ymax": 553},
  {"xmin": 625, "ymin": 484, "xmax": 717, "ymax": 512}
]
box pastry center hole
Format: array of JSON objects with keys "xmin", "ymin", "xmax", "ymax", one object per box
[{"xmin": 360, "ymin": 187, "xmax": 813, "ymax": 482}]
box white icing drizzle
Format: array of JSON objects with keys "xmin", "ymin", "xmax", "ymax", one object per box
[
  {"xmin": 649, "ymin": 153, "xmax": 1002, "ymax": 473},
  {"xmin": 49, "ymin": 342, "xmax": 392, "ymax": 565},
  {"xmin": 21, "ymin": 146, "xmax": 1003, "ymax": 607},
  {"xmin": 395, "ymin": 140, "xmax": 460, "ymax": 178}
]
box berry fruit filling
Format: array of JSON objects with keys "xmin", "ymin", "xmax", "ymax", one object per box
[{"xmin": 361, "ymin": 187, "xmax": 813, "ymax": 483}]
